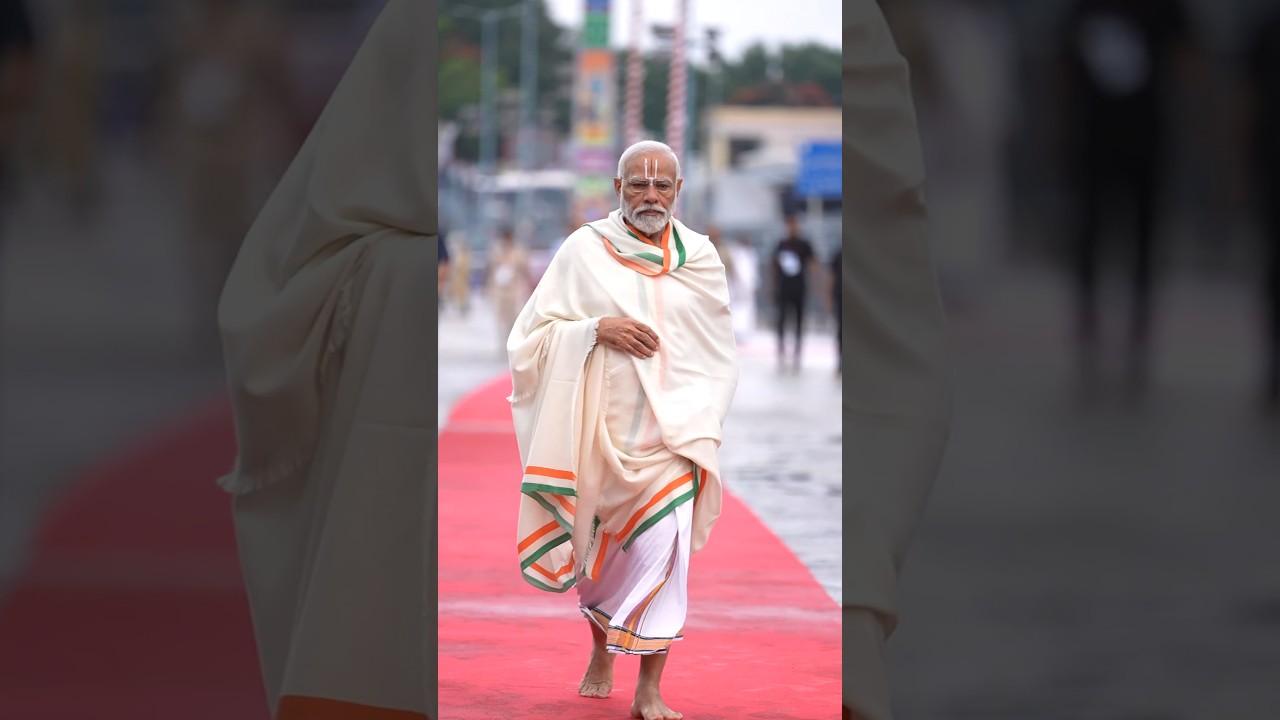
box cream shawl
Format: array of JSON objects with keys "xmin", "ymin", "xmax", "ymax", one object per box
[
  {"xmin": 510, "ymin": 209, "xmax": 739, "ymax": 592},
  {"xmin": 215, "ymin": 0, "xmax": 435, "ymax": 494}
]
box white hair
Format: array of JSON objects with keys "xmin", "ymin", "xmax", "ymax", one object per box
[{"xmin": 616, "ymin": 140, "xmax": 682, "ymax": 180}]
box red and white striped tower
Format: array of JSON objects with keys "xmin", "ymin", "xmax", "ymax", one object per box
[
  {"xmin": 623, "ymin": 0, "xmax": 645, "ymax": 147},
  {"xmin": 665, "ymin": 0, "xmax": 688, "ymax": 211}
]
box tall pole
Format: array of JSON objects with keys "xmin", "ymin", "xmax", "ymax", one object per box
[
  {"xmin": 518, "ymin": 0, "xmax": 539, "ymax": 230},
  {"xmin": 624, "ymin": 0, "xmax": 645, "ymax": 146},
  {"xmin": 452, "ymin": 2, "xmax": 522, "ymax": 242},
  {"xmin": 709, "ymin": 30, "xmax": 721, "ymax": 109},
  {"xmin": 480, "ymin": 12, "xmax": 498, "ymax": 175},
  {"xmin": 665, "ymin": 0, "xmax": 688, "ymax": 212},
  {"xmin": 705, "ymin": 29, "xmax": 720, "ymax": 223},
  {"xmin": 686, "ymin": 36, "xmax": 696, "ymax": 161}
]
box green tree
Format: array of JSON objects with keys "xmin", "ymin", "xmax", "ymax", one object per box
[
  {"xmin": 780, "ymin": 42, "xmax": 842, "ymax": 105},
  {"xmin": 718, "ymin": 40, "xmax": 841, "ymax": 107},
  {"xmin": 438, "ymin": 0, "xmax": 574, "ymax": 129},
  {"xmin": 722, "ymin": 41, "xmax": 772, "ymax": 99},
  {"xmin": 438, "ymin": 56, "xmax": 483, "ymax": 121}
]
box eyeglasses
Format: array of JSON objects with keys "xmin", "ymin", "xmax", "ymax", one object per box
[{"xmin": 621, "ymin": 177, "xmax": 677, "ymax": 197}]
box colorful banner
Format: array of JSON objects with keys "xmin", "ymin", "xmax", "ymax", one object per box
[
  {"xmin": 571, "ymin": 0, "xmax": 618, "ymax": 226},
  {"xmin": 574, "ymin": 50, "xmax": 617, "ymax": 147},
  {"xmin": 584, "ymin": 12, "xmax": 610, "ymax": 47},
  {"xmin": 574, "ymin": 176, "xmax": 617, "ymax": 224}
]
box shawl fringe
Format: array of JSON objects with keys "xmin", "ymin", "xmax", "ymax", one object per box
[{"xmin": 508, "ymin": 318, "xmax": 599, "ymax": 406}]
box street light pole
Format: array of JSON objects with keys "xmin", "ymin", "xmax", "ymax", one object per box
[
  {"xmin": 518, "ymin": 0, "xmax": 539, "ymax": 234},
  {"xmin": 685, "ymin": 0, "xmax": 696, "ymax": 164},
  {"xmin": 653, "ymin": 17, "xmax": 721, "ymax": 223},
  {"xmin": 481, "ymin": 13, "xmax": 498, "ymax": 172},
  {"xmin": 450, "ymin": 2, "xmax": 523, "ymax": 241},
  {"xmin": 451, "ymin": 2, "xmax": 523, "ymax": 176}
]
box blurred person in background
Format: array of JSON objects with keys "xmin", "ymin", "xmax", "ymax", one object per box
[
  {"xmin": 707, "ymin": 225, "xmax": 734, "ymax": 287},
  {"xmin": 0, "ymin": 0, "xmax": 34, "ymax": 204},
  {"xmin": 40, "ymin": 0, "xmax": 104, "ymax": 226},
  {"xmin": 906, "ymin": 0, "xmax": 1015, "ymax": 308},
  {"xmin": 1054, "ymin": 0, "xmax": 1199, "ymax": 389},
  {"xmin": 486, "ymin": 225, "xmax": 530, "ymax": 355},
  {"xmin": 828, "ymin": 246, "xmax": 842, "ymax": 377},
  {"xmin": 447, "ymin": 229, "xmax": 472, "ymax": 317},
  {"xmin": 1241, "ymin": 7, "xmax": 1280, "ymax": 409},
  {"xmin": 770, "ymin": 213, "xmax": 820, "ymax": 372},
  {"xmin": 728, "ymin": 234, "xmax": 760, "ymax": 343},
  {"xmin": 706, "ymin": 225, "xmax": 738, "ymax": 337},
  {"xmin": 439, "ymin": 227, "xmax": 450, "ymax": 314},
  {"xmin": 216, "ymin": 1, "xmax": 432, "ymax": 716},
  {"xmin": 0, "ymin": 0, "xmax": 34, "ymax": 411},
  {"xmin": 510, "ymin": 140, "xmax": 736, "ymax": 720},
  {"xmin": 154, "ymin": 0, "xmax": 303, "ymax": 357}
]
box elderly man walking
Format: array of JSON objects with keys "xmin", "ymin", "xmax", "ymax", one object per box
[{"xmin": 507, "ymin": 140, "xmax": 738, "ymax": 720}]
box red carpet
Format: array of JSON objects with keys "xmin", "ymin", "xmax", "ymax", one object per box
[
  {"xmin": 438, "ymin": 376, "xmax": 841, "ymax": 719},
  {"xmin": 0, "ymin": 395, "xmax": 269, "ymax": 719}
]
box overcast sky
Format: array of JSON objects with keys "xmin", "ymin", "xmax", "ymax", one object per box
[{"xmin": 542, "ymin": 0, "xmax": 841, "ymax": 61}]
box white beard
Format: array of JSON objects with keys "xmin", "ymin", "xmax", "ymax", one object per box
[{"xmin": 621, "ymin": 199, "xmax": 670, "ymax": 236}]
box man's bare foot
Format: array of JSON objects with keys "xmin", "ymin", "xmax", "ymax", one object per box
[
  {"xmin": 578, "ymin": 647, "xmax": 614, "ymax": 698},
  {"xmin": 630, "ymin": 687, "xmax": 682, "ymax": 720}
]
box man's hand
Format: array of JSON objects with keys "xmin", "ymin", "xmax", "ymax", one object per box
[{"xmin": 596, "ymin": 317, "xmax": 660, "ymax": 358}]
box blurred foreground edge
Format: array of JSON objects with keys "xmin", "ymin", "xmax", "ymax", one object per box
[{"xmin": 841, "ymin": 0, "xmax": 955, "ymax": 719}]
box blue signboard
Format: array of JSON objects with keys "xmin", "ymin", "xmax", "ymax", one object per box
[{"xmin": 795, "ymin": 141, "xmax": 842, "ymax": 199}]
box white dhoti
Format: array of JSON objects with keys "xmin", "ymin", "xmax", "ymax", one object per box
[
  {"xmin": 577, "ymin": 342, "xmax": 696, "ymax": 654},
  {"xmin": 577, "ymin": 498, "xmax": 692, "ymax": 655}
]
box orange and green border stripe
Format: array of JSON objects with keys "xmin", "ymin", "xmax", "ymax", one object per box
[
  {"xmin": 519, "ymin": 465, "xmax": 576, "ymax": 497},
  {"xmin": 587, "ymin": 220, "xmax": 687, "ymax": 276},
  {"xmin": 615, "ymin": 468, "xmax": 697, "ymax": 551},
  {"xmin": 581, "ymin": 606, "xmax": 684, "ymax": 655},
  {"xmin": 518, "ymin": 518, "xmax": 574, "ymax": 592},
  {"xmin": 518, "ymin": 465, "xmax": 581, "ymax": 592}
]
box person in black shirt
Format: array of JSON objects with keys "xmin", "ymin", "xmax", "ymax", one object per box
[
  {"xmin": 829, "ymin": 248, "xmax": 841, "ymax": 378},
  {"xmin": 0, "ymin": 0, "xmax": 35, "ymax": 198},
  {"xmin": 1, "ymin": 0, "xmax": 34, "ymax": 408},
  {"xmin": 1055, "ymin": 0, "xmax": 1198, "ymax": 387},
  {"xmin": 1243, "ymin": 9, "xmax": 1280, "ymax": 408},
  {"xmin": 437, "ymin": 230, "xmax": 450, "ymax": 315},
  {"xmin": 770, "ymin": 214, "xmax": 819, "ymax": 372}
]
